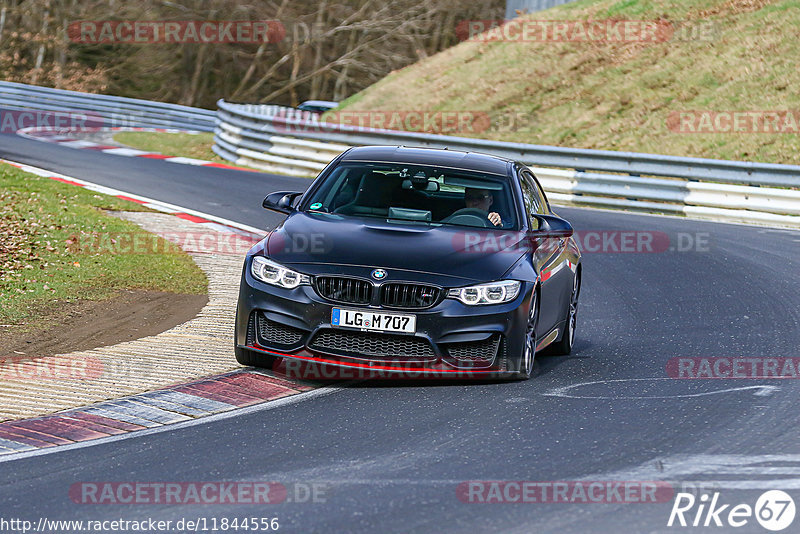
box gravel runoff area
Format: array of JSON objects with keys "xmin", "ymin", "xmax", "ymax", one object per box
[{"xmin": 0, "ymin": 211, "xmax": 249, "ymax": 421}]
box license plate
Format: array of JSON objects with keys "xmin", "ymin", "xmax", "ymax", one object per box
[{"xmin": 331, "ymin": 308, "xmax": 416, "ymax": 334}]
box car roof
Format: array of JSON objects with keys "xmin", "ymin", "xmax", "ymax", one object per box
[
  {"xmin": 298, "ymin": 100, "xmax": 338, "ymax": 109},
  {"xmin": 300, "ymin": 100, "xmax": 338, "ymax": 106},
  {"xmin": 339, "ymin": 146, "xmax": 511, "ymax": 176}
]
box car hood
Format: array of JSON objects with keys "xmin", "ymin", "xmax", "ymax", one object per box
[{"xmin": 265, "ymin": 212, "xmax": 526, "ymax": 284}]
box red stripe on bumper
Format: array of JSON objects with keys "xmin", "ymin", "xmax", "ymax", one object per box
[{"xmin": 248, "ymin": 345, "xmax": 500, "ymax": 374}]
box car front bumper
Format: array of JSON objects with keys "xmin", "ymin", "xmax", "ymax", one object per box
[{"xmin": 235, "ymin": 264, "xmax": 534, "ymax": 379}]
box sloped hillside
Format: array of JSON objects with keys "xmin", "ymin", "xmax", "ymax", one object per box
[{"xmin": 338, "ymin": 0, "xmax": 800, "ymax": 164}]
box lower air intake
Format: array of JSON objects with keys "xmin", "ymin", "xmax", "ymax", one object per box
[
  {"xmin": 309, "ymin": 329, "xmax": 435, "ymax": 360},
  {"xmin": 443, "ymin": 334, "xmax": 501, "ymax": 365},
  {"xmin": 256, "ymin": 313, "xmax": 306, "ymax": 348}
]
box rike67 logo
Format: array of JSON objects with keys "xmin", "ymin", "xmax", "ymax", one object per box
[{"xmin": 668, "ymin": 490, "xmax": 796, "ymax": 531}]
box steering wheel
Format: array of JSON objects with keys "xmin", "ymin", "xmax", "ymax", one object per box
[{"xmin": 442, "ymin": 207, "xmax": 493, "ymax": 228}]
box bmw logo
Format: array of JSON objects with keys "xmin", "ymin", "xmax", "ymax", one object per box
[{"xmin": 371, "ymin": 269, "xmax": 387, "ymax": 280}]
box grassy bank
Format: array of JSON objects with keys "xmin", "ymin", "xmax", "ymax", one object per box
[
  {"xmin": 336, "ymin": 0, "xmax": 800, "ymax": 164},
  {"xmin": 112, "ymin": 131, "xmax": 270, "ymax": 173},
  {"xmin": 0, "ymin": 163, "xmax": 207, "ymax": 328},
  {"xmin": 112, "ymin": 131, "xmax": 222, "ymax": 162}
]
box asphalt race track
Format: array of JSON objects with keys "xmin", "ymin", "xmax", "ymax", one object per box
[{"xmin": 2, "ymin": 132, "xmax": 800, "ymax": 533}]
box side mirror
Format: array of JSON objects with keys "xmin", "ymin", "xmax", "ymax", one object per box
[
  {"xmin": 262, "ymin": 191, "xmax": 302, "ymax": 214},
  {"xmin": 530, "ymin": 214, "xmax": 574, "ymax": 238}
]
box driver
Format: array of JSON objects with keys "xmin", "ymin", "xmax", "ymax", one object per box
[{"xmin": 464, "ymin": 188, "xmax": 502, "ymax": 227}]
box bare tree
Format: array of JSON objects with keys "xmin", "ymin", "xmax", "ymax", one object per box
[{"xmin": 0, "ymin": 0, "xmax": 503, "ymax": 107}]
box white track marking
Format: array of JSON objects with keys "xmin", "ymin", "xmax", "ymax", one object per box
[
  {"xmin": 543, "ymin": 377, "xmax": 781, "ymax": 399},
  {"xmin": 164, "ymin": 156, "xmax": 210, "ymax": 165},
  {"xmin": 0, "ymin": 159, "xmax": 352, "ymax": 462},
  {"xmin": 590, "ymin": 454, "xmax": 800, "ymax": 490},
  {"xmin": 57, "ymin": 140, "xmax": 98, "ymax": 148},
  {"xmin": 101, "ymin": 147, "xmax": 152, "ymax": 156},
  {"xmin": 1, "ymin": 159, "xmax": 267, "ymax": 235},
  {"xmin": 0, "ymin": 385, "xmax": 344, "ymax": 464},
  {"xmin": 142, "ymin": 202, "xmax": 180, "ymax": 212},
  {"xmin": 558, "ymin": 203, "xmax": 800, "ymax": 233}
]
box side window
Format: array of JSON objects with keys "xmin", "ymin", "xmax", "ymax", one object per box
[
  {"xmin": 529, "ymin": 172, "xmax": 550, "ymax": 212},
  {"xmin": 519, "ymin": 170, "xmax": 543, "ymax": 215}
]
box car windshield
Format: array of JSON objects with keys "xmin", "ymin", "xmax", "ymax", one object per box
[{"xmin": 303, "ymin": 162, "xmax": 518, "ymax": 229}]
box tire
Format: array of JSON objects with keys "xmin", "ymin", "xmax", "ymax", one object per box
[
  {"xmin": 547, "ymin": 271, "xmax": 580, "ymax": 356},
  {"xmin": 514, "ymin": 288, "xmax": 539, "ymax": 380},
  {"xmin": 235, "ymin": 345, "xmax": 280, "ymax": 370}
]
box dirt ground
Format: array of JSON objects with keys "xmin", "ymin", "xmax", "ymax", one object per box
[{"xmin": 0, "ymin": 290, "xmax": 208, "ymax": 359}]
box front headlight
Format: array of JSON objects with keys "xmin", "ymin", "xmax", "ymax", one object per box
[
  {"xmin": 447, "ymin": 280, "xmax": 521, "ymax": 305},
  {"xmin": 251, "ymin": 256, "xmax": 311, "ymax": 289}
]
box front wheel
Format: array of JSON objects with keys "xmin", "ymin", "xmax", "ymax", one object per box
[
  {"xmin": 514, "ymin": 289, "xmax": 539, "ymax": 380},
  {"xmin": 548, "ymin": 271, "xmax": 580, "ymax": 356}
]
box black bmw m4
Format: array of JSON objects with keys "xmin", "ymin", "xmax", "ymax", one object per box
[{"xmin": 235, "ymin": 146, "xmax": 581, "ymax": 379}]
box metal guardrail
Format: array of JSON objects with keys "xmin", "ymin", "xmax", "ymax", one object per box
[
  {"xmin": 213, "ymin": 100, "xmax": 800, "ymax": 228},
  {"xmin": 505, "ymin": 0, "xmax": 580, "ymax": 19},
  {"xmin": 10, "ymin": 84, "xmax": 794, "ymax": 228},
  {"xmin": 212, "ymin": 104, "xmax": 347, "ymax": 176},
  {"xmin": 0, "ymin": 81, "xmax": 216, "ymax": 131}
]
